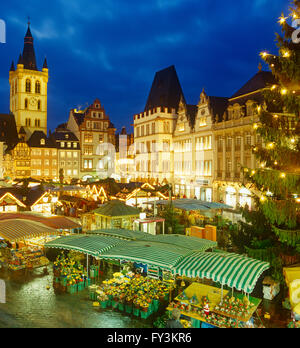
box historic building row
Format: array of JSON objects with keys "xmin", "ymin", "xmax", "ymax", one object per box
[{"xmin": 133, "ymin": 65, "xmax": 277, "ymax": 209}]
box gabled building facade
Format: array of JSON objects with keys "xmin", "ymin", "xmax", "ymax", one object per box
[
  {"xmin": 51, "ymin": 126, "xmax": 81, "ymax": 181},
  {"xmin": 67, "ymin": 99, "xmax": 116, "ymax": 180},
  {"xmin": 27, "ymin": 131, "xmax": 58, "ymax": 181},
  {"xmin": 133, "ymin": 66, "xmax": 184, "ymax": 184}
]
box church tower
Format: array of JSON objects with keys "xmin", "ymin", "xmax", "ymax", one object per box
[{"xmin": 9, "ymin": 21, "xmax": 49, "ymax": 139}]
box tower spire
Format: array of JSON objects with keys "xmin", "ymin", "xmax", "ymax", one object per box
[{"xmin": 22, "ymin": 19, "xmax": 37, "ymax": 70}]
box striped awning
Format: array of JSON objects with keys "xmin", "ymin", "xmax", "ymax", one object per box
[
  {"xmin": 45, "ymin": 235, "xmax": 126, "ymax": 258},
  {"xmin": 86, "ymin": 230, "xmax": 217, "ymax": 252},
  {"xmin": 0, "ymin": 219, "xmax": 58, "ymax": 242},
  {"xmin": 0, "ymin": 213, "xmax": 81, "ymax": 230},
  {"xmin": 172, "ymin": 252, "xmax": 270, "ymax": 294},
  {"xmin": 86, "ymin": 229, "xmax": 149, "ymax": 240},
  {"xmin": 100, "ymin": 241, "xmax": 192, "ymax": 270},
  {"xmin": 140, "ymin": 234, "xmax": 217, "ymax": 252}
]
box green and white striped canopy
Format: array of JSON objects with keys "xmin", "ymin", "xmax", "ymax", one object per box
[
  {"xmin": 45, "ymin": 235, "xmax": 126, "ymax": 258},
  {"xmin": 140, "ymin": 234, "xmax": 217, "ymax": 252},
  {"xmin": 87, "ymin": 230, "xmax": 217, "ymax": 252},
  {"xmin": 172, "ymin": 252, "xmax": 270, "ymax": 294},
  {"xmin": 86, "ymin": 229, "xmax": 149, "ymax": 240},
  {"xmin": 100, "ymin": 241, "xmax": 192, "ymax": 270}
]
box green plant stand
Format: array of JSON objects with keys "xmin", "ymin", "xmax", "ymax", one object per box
[
  {"xmin": 100, "ymin": 301, "xmax": 108, "ymax": 309},
  {"xmin": 118, "ymin": 303, "xmax": 125, "ymax": 312},
  {"xmin": 133, "ymin": 307, "xmax": 140, "ymax": 317},
  {"xmin": 125, "ymin": 305, "xmax": 133, "ymax": 314}
]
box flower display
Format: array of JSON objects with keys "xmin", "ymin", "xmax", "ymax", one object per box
[
  {"xmin": 91, "ymin": 272, "xmax": 172, "ymax": 312},
  {"xmin": 54, "ymin": 254, "xmax": 87, "ymax": 287}
]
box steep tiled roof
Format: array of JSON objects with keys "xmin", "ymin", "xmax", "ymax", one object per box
[
  {"xmin": 209, "ymin": 97, "xmax": 229, "ymax": 122},
  {"xmin": 51, "ymin": 130, "xmax": 79, "ymax": 143},
  {"xmin": 73, "ymin": 112, "xmax": 85, "ymax": 126},
  {"xmin": 27, "ymin": 131, "xmax": 57, "ymax": 148},
  {"xmin": 144, "ymin": 65, "xmax": 186, "ymax": 112},
  {"xmin": 231, "ymin": 71, "xmax": 277, "ymax": 99}
]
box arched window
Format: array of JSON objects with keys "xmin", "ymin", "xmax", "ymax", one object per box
[
  {"xmin": 35, "ymin": 81, "xmax": 41, "ymax": 94},
  {"xmin": 26, "ymin": 118, "xmax": 31, "ymax": 127},
  {"xmin": 15, "ymin": 80, "xmax": 17, "ymax": 93},
  {"xmin": 38, "ymin": 100, "xmax": 41, "ymax": 110},
  {"xmin": 25, "ymin": 99, "xmax": 28, "ymax": 109},
  {"xmin": 26, "ymin": 79, "xmax": 31, "ymax": 93}
]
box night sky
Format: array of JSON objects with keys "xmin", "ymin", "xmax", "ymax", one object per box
[{"xmin": 0, "ymin": 0, "xmax": 289, "ymax": 134}]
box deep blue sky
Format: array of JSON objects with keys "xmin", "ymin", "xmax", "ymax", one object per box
[{"xmin": 0, "ymin": 0, "xmax": 289, "ymax": 133}]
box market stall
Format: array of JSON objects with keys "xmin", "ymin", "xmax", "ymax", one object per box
[
  {"xmin": 45, "ymin": 234, "xmax": 128, "ymax": 287},
  {"xmin": 133, "ymin": 216, "xmax": 165, "ymax": 235},
  {"xmin": 167, "ymin": 282, "xmax": 262, "ymax": 328},
  {"xmin": 162, "ymin": 251, "xmax": 270, "ymax": 328},
  {"xmin": 82, "ymin": 200, "xmax": 140, "ymax": 231},
  {"xmin": 0, "ymin": 213, "xmax": 82, "ymax": 234},
  {"xmin": 172, "ymin": 251, "xmax": 270, "ymax": 294},
  {"xmin": 283, "ymin": 266, "xmax": 300, "ymax": 327},
  {"xmin": 0, "ymin": 219, "xmax": 58, "ymax": 270}
]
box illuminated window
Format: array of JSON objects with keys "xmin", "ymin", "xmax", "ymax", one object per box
[
  {"xmin": 179, "ymin": 123, "xmax": 185, "ymax": 132},
  {"xmin": 199, "ymin": 117, "xmax": 207, "ymax": 127}
]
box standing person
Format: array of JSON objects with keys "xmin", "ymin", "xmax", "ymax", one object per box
[{"xmin": 165, "ymin": 309, "xmax": 184, "ymax": 328}]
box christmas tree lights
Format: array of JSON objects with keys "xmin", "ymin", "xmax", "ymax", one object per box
[{"xmin": 241, "ymin": 0, "xmax": 300, "ymax": 281}]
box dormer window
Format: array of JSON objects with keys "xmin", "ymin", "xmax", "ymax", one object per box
[{"xmin": 40, "ymin": 139, "xmax": 45, "ymax": 146}]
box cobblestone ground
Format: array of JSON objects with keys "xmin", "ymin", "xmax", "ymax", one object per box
[{"xmin": 0, "ymin": 266, "xmax": 150, "ymax": 328}]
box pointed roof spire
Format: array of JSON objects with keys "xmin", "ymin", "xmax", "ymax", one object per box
[
  {"xmin": 10, "ymin": 61, "xmax": 15, "ymax": 72},
  {"xmin": 22, "ymin": 19, "xmax": 37, "ymax": 70},
  {"xmin": 25, "ymin": 17, "xmax": 33, "ymax": 39},
  {"xmin": 43, "ymin": 57, "xmax": 48, "ymax": 69},
  {"xmin": 17, "ymin": 53, "xmax": 24, "ymax": 65}
]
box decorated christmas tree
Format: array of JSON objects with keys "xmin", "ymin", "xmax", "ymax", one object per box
[{"xmin": 241, "ymin": 0, "xmax": 300, "ymax": 281}]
